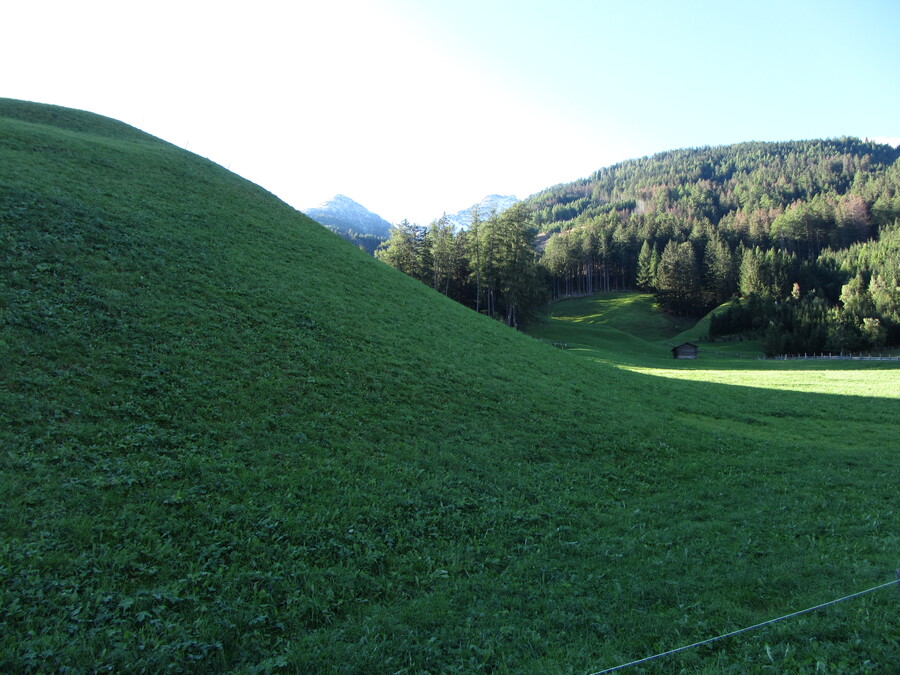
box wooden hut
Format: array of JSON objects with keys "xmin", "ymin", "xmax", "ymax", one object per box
[{"xmin": 671, "ymin": 342, "xmax": 699, "ymax": 359}]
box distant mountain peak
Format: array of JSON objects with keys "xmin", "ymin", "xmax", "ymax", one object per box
[
  {"xmin": 440, "ymin": 194, "xmax": 518, "ymax": 230},
  {"xmin": 303, "ymin": 195, "xmax": 392, "ymax": 239},
  {"xmin": 316, "ymin": 193, "xmax": 358, "ymax": 207}
]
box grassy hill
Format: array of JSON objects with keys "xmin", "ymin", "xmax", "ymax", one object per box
[{"xmin": 2, "ymin": 99, "xmax": 898, "ymax": 673}]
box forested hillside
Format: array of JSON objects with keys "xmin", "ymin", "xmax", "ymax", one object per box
[
  {"xmin": 532, "ymin": 140, "xmax": 900, "ymax": 354},
  {"xmin": 376, "ymin": 139, "xmax": 900, "ymax": 354}
]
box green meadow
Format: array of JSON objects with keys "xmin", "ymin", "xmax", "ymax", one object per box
[{"xmin": 1, "ymin": 100, "xmax": 898, "ymax": 673}]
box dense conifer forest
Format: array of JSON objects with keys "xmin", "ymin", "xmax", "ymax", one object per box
[
  {"xmin": 378, "ymin": 139, "xmax": 900, "ymax": 354},
  {"xmin": 375, "ymin": 203, "xmax": 549, "ymax": 328}
]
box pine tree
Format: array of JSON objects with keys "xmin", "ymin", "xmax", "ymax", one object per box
[
  {"xmin": 739, "ymin": 247, "xmax": 765, "ymax": 297},
  {"xmin": 494, "ymin": 203, "xmax": 547, "ymax": 327},
  {"xmin": 702, "ymin": 234, "xmax": 736, "ymax": 307},
  {"xmin": 468, "ymin": 207, "xmax": 484, "ymax": 312},
  {"xmin": 427, "ymin": 215, "xmax": 455, "ymax": 295},
  {"xmin": 375, "ymin": 220, "xmax": 424, "ymax": 279},
  {"xmin": 636, "ymin": 240, "xmax": 654, "ymax": 290},
  {"xmin": 655, "ymin": 240, "xmax": 700, "ymax": 314}
]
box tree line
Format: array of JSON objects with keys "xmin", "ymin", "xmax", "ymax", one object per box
[
  {"xmin": 375, "ymin": 203, "xmax": 548, "ymax": 328},
  {"xmin": 531, "ymin": 139, "xmax": 900, "ymax": 353},
  {"xmin": 375, "ymin": 139, "xmax": 900, "ymax": 353}
]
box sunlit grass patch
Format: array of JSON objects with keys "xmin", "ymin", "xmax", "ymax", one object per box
[
  {"xmin": 619, "ymin": 364, "xmax": 900, "ymax": 398},
  {"xmin": 548, "ymin": 292, "xmax": 693, "ymax": 341}
]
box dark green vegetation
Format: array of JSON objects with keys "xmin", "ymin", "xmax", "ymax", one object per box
[
  {"xmin": 376, "ymin": 207, "xmax": 549, "ymax": 328},
  {"xmin": 533, "ymin": 140, "xmax": 900, "ymax": 353},
  {"xmin": 338, "ymin": 229, "xmax": 387, "ymax": 256},
  {"xmin": 379, "ymin": 140, "xmax": 900, "ymax": 355},
  {"xmin": 2, "ymin": 99, "xmax": 898, "ymax": 672}
]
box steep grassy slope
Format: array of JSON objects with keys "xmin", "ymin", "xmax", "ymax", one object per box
[{"xmin": 2, "ymin": 100, "xmax": 898, "ymax": 673}]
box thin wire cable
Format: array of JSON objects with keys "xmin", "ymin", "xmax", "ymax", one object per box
[{"xmin": 588, "ymin": 577, "xmax": 900, "ymax": 675}]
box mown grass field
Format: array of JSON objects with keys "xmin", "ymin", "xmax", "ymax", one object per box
[
  {"xmin": 530, "ymin": 294, "xmax": 899, "ymax": 455},
  {"xmin": 2, "ymin": 100, "xmax": 898, "ymax": 673}
]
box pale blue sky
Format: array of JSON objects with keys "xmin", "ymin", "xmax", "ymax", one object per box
[{"xmin": 3, "ymin": 0, "xmax": 898, "ymax": 224}]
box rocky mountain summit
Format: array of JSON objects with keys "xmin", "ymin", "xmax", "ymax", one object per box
[
  {"xmin": 303, "ymin": 194, "xmax": 392, "ymax": 238},
  {"xmin": 439, "ymin": 194, "xmax": 518, "ymax": 230}
]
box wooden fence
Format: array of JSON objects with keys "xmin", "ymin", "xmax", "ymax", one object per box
[{"xmin": 767, "ymin": 353, "xmax": 900, "ymax": 361}]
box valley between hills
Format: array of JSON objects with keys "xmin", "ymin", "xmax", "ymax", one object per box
[{"xmin": 1, "ymin": 98, "xmax": 898, "ymax": 672}]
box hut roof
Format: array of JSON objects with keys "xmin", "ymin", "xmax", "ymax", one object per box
[{"xmin": 671, "ymin": 342, "xmax": 699, "ymax": 358}]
